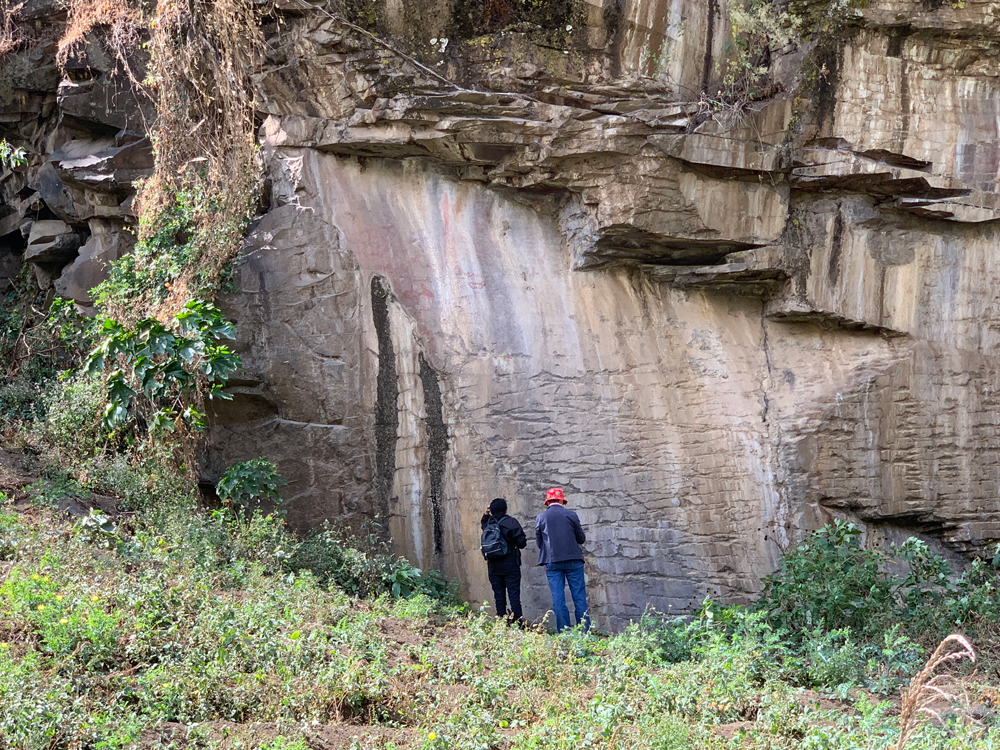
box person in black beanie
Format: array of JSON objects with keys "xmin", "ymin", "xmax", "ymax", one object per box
[{"xmin": 480, "ymin": 498, "xmax": 527, "ymax": 623}]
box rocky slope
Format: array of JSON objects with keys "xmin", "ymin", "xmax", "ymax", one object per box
[{"xmin": 4, "ymin": 0, "xmax": 1000, "ymax": 628}]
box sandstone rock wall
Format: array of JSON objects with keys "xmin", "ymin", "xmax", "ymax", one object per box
[{"xmin": 6, "ymin": 0, "xmax": 1000, "ymax": 629}]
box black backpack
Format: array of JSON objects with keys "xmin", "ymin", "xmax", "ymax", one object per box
[{"xmin": 480, "ymin": 516, "xmax": 509, "ymax": 560}]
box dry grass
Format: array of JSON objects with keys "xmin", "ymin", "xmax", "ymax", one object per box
[
  {"xmin": 130, "ymin": 0, "xmax": 265, "ymax": 319},
  {"xmin": 895, "ymin": 634, "xmax": 977, "ymax": 750},
  {"xmin": 0, "ymin": 0, "xmax": 24, "ymax": 57},
  {"xmin": 144, "ymin": 0, "xmax": 263, "ymax": 193},
  {"xmin": 56, "ymin": 0, "xmax": 143, "ymax": 69}
]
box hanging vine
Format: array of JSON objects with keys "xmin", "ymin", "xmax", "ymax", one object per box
[{"xmin": 53, "ymin": 0, "xmax": 268, "ymax": 442}]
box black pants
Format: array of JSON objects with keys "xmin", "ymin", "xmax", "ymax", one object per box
[{"xmin": 488, "ymin": 569, "xmax": 523, "ymax": 621}]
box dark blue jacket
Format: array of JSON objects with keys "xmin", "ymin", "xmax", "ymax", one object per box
[{"xmin": 535, "ymin": 504, "xmax": 585, "ymax": 566}]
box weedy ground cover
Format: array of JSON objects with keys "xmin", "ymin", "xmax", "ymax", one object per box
[{"xmin": 0, "ymin": 471, "xmax": 998, "ymax": 750}]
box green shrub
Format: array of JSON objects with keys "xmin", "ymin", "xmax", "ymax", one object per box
[
  {"xmin": 631, "ymin": 609, "xmax": 696, "ymax": 664},
  {"xmin": 757, "ymin": 520, "xmax": 892, "ymax": 635},
  {"xmin": 288, "ymin": 522, "xmax": 458, "ymax": 603},
  {"xmin": 79, "ymin": 447, "xmax": 194, "ymax": 512},
  {"xmin": 0, "ymin": 374, "xmax": 45, "ymax": 422},
  {"xmin": 93, "ymin": 183, "xmax": 254, "ymax": 308},
  {"xmin": 93, "ymin": 191, "xmax": 196, "ymax": 307},
  {"xmin": 24, "ymin": 473, "xmax": 87, "ymax": 508},
  {"xmin": 0, "ymin": 293, "xmax": 96, "ymax": 432},
  {"xmin": 41, "ymin": 373, "xmax": 105, "ymax": 457},
  {"xmin": 757, "ymin": 521, "xmax": 1000, "ymax": 645},
  {"xmin": 0, "ymin": 507, "xmax": 20, "ymax": 562},
  {"xmin": 216, "ymin": 457, "xmax": 285, "ymax": 519},
  {"xmin": 859, "ymin": 625, "xmax": 925, "ymax": 695},
  {"xmin": 0, "ymin": 495, "xmax": 995, "ymax": 750},
  {"xmin": 260, "ymin": 739, "xmax": 311, "ymax": 750},
  {"xmin": 74, "ymin": 509, "xmax": 119, "ymax": 551},
  {"xmin": 800, "ymin": 627, "xmax": 862, "ymax": 689},
  {"xmin": 86, "ymin": 299, "xmax": 241, "ymax": 434}
]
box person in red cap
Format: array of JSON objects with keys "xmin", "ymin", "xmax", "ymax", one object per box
[{"xmin": 535, "ymin": 487, "xmax": 590, "ymax": 632}]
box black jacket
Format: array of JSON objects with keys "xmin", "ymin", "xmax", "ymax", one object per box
[{"xmin": 480, "ymin": 513, "xmax": 527, "ymax": 574}]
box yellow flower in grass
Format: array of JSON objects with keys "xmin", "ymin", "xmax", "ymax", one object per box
[
  {"xmin": 428, "ymin": 733, "xmax": 437, "ymax": 741},
  {"xmin": 60, "ymin": 618, "xmax": 68, "ymax": 625},
  {"xmin": 36, "ymin": 604, "xmax": 44, "ymax": 611},
  {"xmin": 55, "ymin": 595, "xmax": 63, "ymax": 601},
  {"xmin": 0, "ymin": 643, "xmax": 8, "ymax": 649},
  {"xmin": 90, "ymin": 595, "xmax": 100, "ymax": 602},
  {"xmin": 31, "ymin": 574, "xmax": 39, "ymax": 581}
]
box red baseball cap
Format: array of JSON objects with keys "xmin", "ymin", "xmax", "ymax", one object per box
[{"xmin": 545, "ymin": 487, "xmax": 566, "ymax": 505}]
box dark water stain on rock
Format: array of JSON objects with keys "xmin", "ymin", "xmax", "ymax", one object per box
[
  {"xmin": 828, "ymin": 204, "xmax": 844, "ymax": 284},
  {"xmin": 371, "ymin": 276, "xmax": 399, "ymax": 522},
  {"xmin": 419, "ymin": 352, "xmax": 449, "ymax": 556}
]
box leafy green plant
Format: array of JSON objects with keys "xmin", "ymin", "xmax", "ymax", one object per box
[
  {"xmin": 387, "ymin": 561, "xmax": 423, "ymax": 599},
  {"xmin": 93, "ymin": 180, "xmax": 256, "ymax": 309},
  {"xmin": 286, "ymin": 521, "xmax": 458, "ymax": 602},
  {"xmin": 0, "ymin": 495, "xmax": 995, "ymax": 750},
  {"xmin": 74, "ymin": 509, "xmax": 118, "ymax": 550},
  {"xmin": 715, "ymin": 1, "xmax": 801, "ymax": 115},
  {"xmin": 788, "ymin": 0, "xmax": 869, "ymax": 31},
  {"xmin": 757, "ymin": 520, "xmax": 894, "ymax": 636},
  {"xmin": 757, "ymin": 521, "xmax": 1000, "ymax": 648},
  {"xmin": 0, "ymin": 277, "xmax": 96, "ymax": 425},
  {"xmin": 0, "ymin": 376, "xmax": 44, "ymax": 422},
  {"xmin": 0, "ymin": 140, "xmax": 26, "ymax": 168},
  {"xmin": 801, "ymin": 627, "xmax": 863, "ymax": 689},
  {"xmin": 215, "ymin": 457, "xmax": 285, "ymax": 518},
  {"xmin": 704, "ymin": 0, "xmax": 869, "ymax": 125},
  {"xmin": 93, "ymin": 189, "xmax": 197, "ymax": 307},
  {"xmin": 87, "ymin": 299, "xmax": 240, "ymax": 432},
  {"xmin": 41, "ymin": 298, "xmax": 97, "ymax": 364},
  {"xmin": 25, "ymin": 474, "xmax": 87, "ymax": 508},
  {"xmin": 40, "ymin": 373, "xmax": 105, "ymax": 457},
  {"xmin": 0, "ymin": 508, "xmax": 18, "ymax": 562}
]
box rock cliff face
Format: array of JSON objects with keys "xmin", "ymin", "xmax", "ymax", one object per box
[{"xmin": 6, "ymin": 0, "xmax": 1000, "ymax": 628}]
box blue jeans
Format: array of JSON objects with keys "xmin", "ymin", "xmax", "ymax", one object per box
[{"xmin": 545, "ymin": 560, "xmax": 590, "ymax": 632}]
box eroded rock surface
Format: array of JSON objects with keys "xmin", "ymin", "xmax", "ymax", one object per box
[
  {"xmin": 0, "ymin": 3, "xmax": 151, "ymax": 305},
  {"xmin": 6, "ymin": 0, "xmax": 1000, "ymax": 628}
]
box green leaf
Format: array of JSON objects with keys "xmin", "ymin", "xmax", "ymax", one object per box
[
  {"xmin": 102, "ymin": 402, "xmax": 129, "ymax": 430},
  {"xmin": 86, "ymin": 352, "xmax": 105, "ymax": 377},
  {"xmin": 209, "ymin": 383, "xmax": 233, "ymax": 400},
  {"xmin": 149, "ymin": 409, "xmax": 176, "ymax": 434},
  {"xmin": 176, "ymin": 342, "xmax": 199, "ymax": 363},
  {"xmin": 182, "ymin": 406, "xmax": 206, "ymax": 430},
  {"xmin": 107, "ymin": 371, "xmax": 136, "ymax": 407}
]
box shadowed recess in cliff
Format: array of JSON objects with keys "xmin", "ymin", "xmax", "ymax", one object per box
[
  {"xmin": 701, "ymin": 0, "xmax": 718, "ymax": 93},
  {"xmin": 419, "ymin": 352, "xmax": 448, "ymax": 556},
  {"xmin": 371, "ymin": 276, "xmax": 398, "ymax": 520}
]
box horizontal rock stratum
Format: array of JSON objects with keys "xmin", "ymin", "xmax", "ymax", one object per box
[{"xmin": 4, "ymin": 0, "xmax": 1000, "ymax": 628}]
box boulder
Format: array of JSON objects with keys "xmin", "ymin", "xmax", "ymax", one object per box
[
  {"xmin": 51, "ymin": 134, "xmax": 153, "ymax": 193},
  {"xmin": 53, "ymin": 219, "xmax": 134, "ymax": 306},
  {"xmin": 56, "ymin": 33, "xmax": 153, "ymax": 131},
  {"xmin": 24, "ymin": 220, "xmax": 81, "ymax": 264}
]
